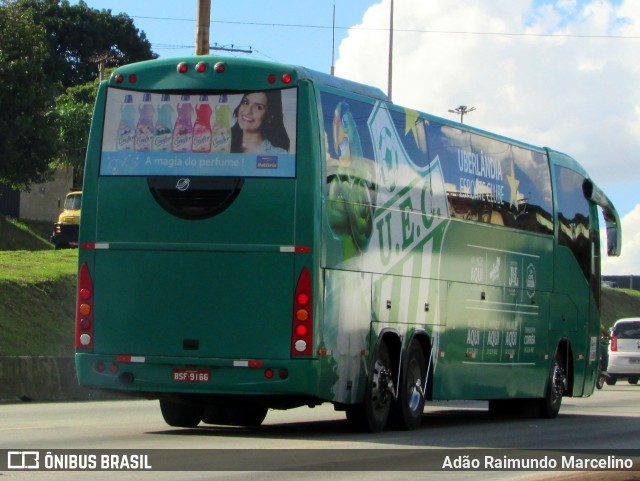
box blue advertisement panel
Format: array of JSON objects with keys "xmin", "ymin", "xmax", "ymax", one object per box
[
  {"xmin": 100, "ymin": 88, "xmax": 297, "ymax": 177},
  {"xmin": 320, "ymin": 89, "xmax": 553, "ymax": 237}
]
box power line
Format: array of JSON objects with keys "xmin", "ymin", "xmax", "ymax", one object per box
[
  {"xmin": 131, "ymin": 15, "xmax": 640, "ymax": 40},
  {"xmin": 154, "ymin": 43, "xmax": 253, "ymax": 52}
]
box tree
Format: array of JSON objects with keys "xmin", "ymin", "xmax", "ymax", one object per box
[
  {"xmin": 0, "ymin": 1, "xmax": 57, "ymax": 188},
  {"xmin": 15, "ymin": 0, "xmax": 157, "ymax": 88},
  {"xmin": 0, "ymin": 0, "xmax": 157, "ymax": 189},
  {"xmin": 48, "ymin": 79, "xmax": 99, "ymax": 187}
]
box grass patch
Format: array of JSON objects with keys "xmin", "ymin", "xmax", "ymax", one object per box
[
  {"xmin": 601, "ymin": 287, "xmax": 640, "ymax": 329},
  {"xmin": 0, "ymin": 276, "xmax": 76, "ymax": 356},
  {"xmin": 0, "ymin": 250, "xmax": 77, "ymax": 283},
  {"xmin": 0, "ymin": 246, "xmax": 77, "ymax": 355},
  {"xmin": 0, "ymin": 216, "xmax": 53, "ymax": 251}
]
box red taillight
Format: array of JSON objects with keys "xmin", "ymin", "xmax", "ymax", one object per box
[
  {"xmin": 291, "ymin": 267, "xmax": 312, "ymax": 356},
  {"xmin": 177, "ymin": 62, "xmax": 188, "ymax": 74},
  {"xmin": 611, "ymin": 336, "xmax": 618, "ymax": 352},
  {"xmin": 195, "ymin": 62, "xmax": 207, "ymax": 73},
  {"xmin": 75, "ymin": 262, "xmax": 94, "ymax": 350}
]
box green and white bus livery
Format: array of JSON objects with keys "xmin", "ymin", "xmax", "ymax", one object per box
[{"xmin": 75, "ymin": 56, "xmax": 621, "ymax": 432}]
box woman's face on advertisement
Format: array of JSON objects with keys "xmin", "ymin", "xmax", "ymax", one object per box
[{"xmin": 237, "ymin": 92, "xmax": 268, "ymax": 133}]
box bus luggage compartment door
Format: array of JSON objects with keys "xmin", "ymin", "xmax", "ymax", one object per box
[{"xmin": 92, "ymin": 248, "xmax": 295, "ymax": 359}]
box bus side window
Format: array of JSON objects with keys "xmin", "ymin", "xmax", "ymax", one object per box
[{"xmin": 555, "ymin": 166, "xmax": 591, "ymax": 279}]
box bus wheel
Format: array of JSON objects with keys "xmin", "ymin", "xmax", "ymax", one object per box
[
  {"xmin": 159, "ymin": 400, "xmax": 204, "ymax": 428},
  {"xmin": 226, "ymin": 404, "xmax": 268, "ymax": 426},
  {"xmin": 389, "ymin": 340, "xmax": 426, "ymax": 430},
  {"xmin": 539, "ymin": 351, "xmax": 566, "ymax": 419},
  {"xmin": 346, "ymin": 342, "xmax": 394, "ymax": 433},
  {"xmin": 203, "ymin": 404, "xmax": 268, "ymax": 427}
]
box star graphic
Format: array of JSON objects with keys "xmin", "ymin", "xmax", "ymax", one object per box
[{"xmin": 405, "ymin": 108, "xmax": 420, "ymax": 144}]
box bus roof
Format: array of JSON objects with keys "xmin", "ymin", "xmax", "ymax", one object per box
[
  {"xmin": 297, "ymin": 67, "xmax": 389, "ymax": 102},
  {"xmin": 107, "ymin": 55, "xmax": 591, "ymax": 179}
]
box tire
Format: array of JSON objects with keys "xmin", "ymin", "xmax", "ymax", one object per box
[
  {"xmin": 606, "ymin": 376, "xmax": 617, "ymax": 386},
  {"xmin": 159, "ymin": 400, "xmax": 204, "ymax": 428},
  {"xmin": 596, "ymin": 372, "xmax": 606, "ymax": 390},
  {"xmin": 629, "ymin": 377, "xmax": 639, "ymax": 385},
  {"xmin": 539, "ymin": 350, "xmax": 567, "ymax": 419},
  {"xmin": 389, "ymin": 340, "xmax": 427, "ymax": 430},
  {"xmin": 226, "ymin": 404, "xmax": 268, "ymax": 426},
  {"xmin": 346, "ymin": 342, "xmax": 394, "ymax": 433},
  {"xmin": 201, "ymin": 405, "xmax": 230, "ymax": 425},
  {"xmin": 202, "ymin": 404, "xmax": 268, "ymax": 427}
]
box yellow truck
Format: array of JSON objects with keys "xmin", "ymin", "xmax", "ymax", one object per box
[{"xmin": 51, "ymin": 191, "xmax": 81, "ymax": 249}]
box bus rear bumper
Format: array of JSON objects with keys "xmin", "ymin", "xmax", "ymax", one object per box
[{"xmin": 75, "ymin": 353, "xmax": 323, "ymax": 404}]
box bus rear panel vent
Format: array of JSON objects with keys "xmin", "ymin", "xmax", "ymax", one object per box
[{"xmin": 148, "ymin": 176, "xmax": 244, "ymax": 220}]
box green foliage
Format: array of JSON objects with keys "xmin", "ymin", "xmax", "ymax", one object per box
[
  {"xmin": 0, "ymin": 0, "xmax": 156, "ymax": 189},
  {"xmin": 0, "ymin": 1, "xmax": 57, "ymax": 189},
  {"xmin": 14, "ymin": 0, "xmax": 157, "ymax": 89},
  {"xmin": 48, "ymin": 80, "xmax": 99, "ymax": 186}
]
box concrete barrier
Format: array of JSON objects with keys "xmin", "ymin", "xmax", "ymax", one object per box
[{"xmin": 0, "ymin": 356, "xmax": 127, "ymax": 403}]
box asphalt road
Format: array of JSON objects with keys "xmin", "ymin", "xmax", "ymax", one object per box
[{"xmin": 1, "ymin": 384, "xmax": 639, "ymax": 480}]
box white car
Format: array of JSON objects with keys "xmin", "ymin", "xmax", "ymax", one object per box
[{"xmin": 607, "ymin": 318, "xmax": 640, "ymax": 385}]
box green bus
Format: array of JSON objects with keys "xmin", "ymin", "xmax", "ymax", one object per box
[{"xmin": 75, "ymin": 56, "xmax": 621, "ymax": 432}]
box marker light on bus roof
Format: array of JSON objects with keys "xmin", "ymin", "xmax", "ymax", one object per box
[
  {"xmin": 195, "ymin": 62, "xmax": 207, "ymax": 73},
  {"xmin": 113, "ymin": 74, "xmax": 124, "ymax": 84},
  {"xmin": 214, "ymin": 62, "xmax": 225, "ymax": 73},
  {"xmin": 128, "ymin": 74, "xmax": 137, "ymax": 84},
  {"xmin": 268, "ymin": 73, "xmax": 293, "ymax": 84},
  {"xmin": 177, "ymin": 62, "xmax": 188, "ymax": 74}
]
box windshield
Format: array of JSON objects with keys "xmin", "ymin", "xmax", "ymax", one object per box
[
  {"xmin": 64, "ymin": 193, "xmax": 82, "ymax": 210},
  {"xmin": 100, "ymin": 88, "xmax": 297, "ymax": 178}
]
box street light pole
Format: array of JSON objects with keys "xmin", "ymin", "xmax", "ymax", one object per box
[{"xmin": 448, "ymin": 105, "xmax": 476, "ymax": 124}]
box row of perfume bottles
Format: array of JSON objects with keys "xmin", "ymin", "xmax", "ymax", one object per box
[{"xmin": 116, "ymin": 93, "xmax": 232, "ymax": 153}]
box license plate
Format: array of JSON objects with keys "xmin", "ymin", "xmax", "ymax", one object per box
[
  {"xmin": 629, "ymin": 358, "xmax": 640, "ymax": 364},
  {"xmin": 172, "ymin": 368, "xmax": 211, "ymax": 382}
]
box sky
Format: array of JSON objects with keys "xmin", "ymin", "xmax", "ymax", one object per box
[{"xmin": 76, "ymin": 0, "xmax": 640, "ymax": 275}]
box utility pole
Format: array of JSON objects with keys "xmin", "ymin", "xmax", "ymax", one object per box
[
  {"xmin": 196, "ymin": 0, "xmax": 211, "ymax": 55},
  {"xmin": 387, "ymin": 0, "xmax": 394, "ymax": 101},
  {"xmin": 448, "ymin": 105, "xmax": 476, "ymax": 124},
  {"xmin": 331, "ymin": 3, "xmax": 336, "ymax": 76}
]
